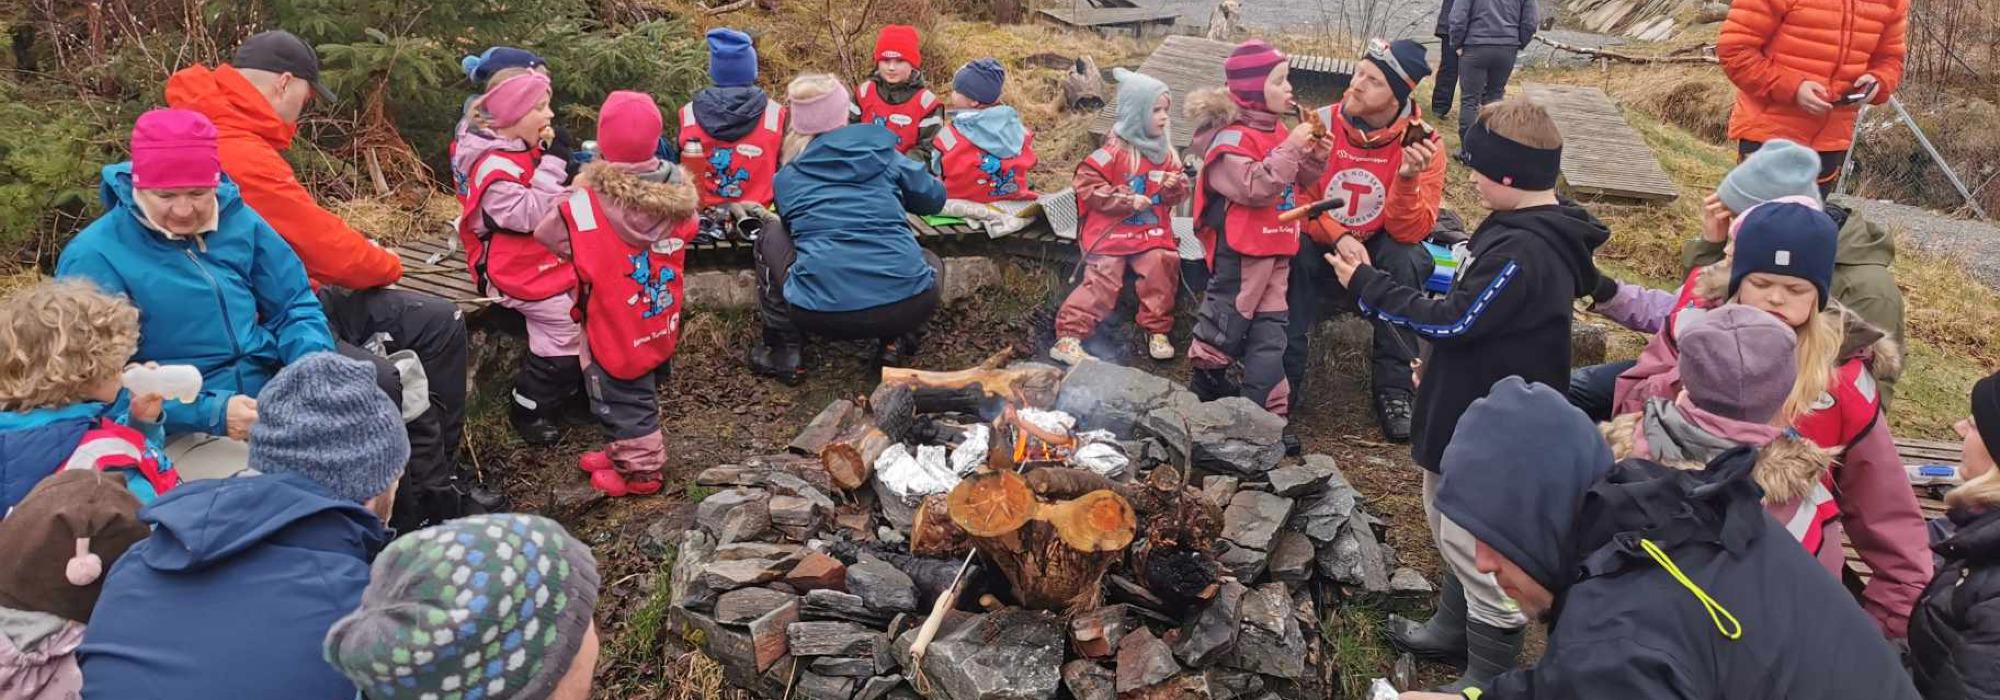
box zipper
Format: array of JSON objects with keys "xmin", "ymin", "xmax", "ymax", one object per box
[{"xmin": 182, "ymin": 246, "xmax": 246, "ymax": 391}]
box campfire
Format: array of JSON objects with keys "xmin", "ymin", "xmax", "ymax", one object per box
[{"xmin": 667, "ymin": 350, "xmax": 1428, "ymax": 699}]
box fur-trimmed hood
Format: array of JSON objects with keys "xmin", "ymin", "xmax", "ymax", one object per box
[
  {"xmin": 1603, "ymin": 404, "xmax": 1835, "ymax": 505},
  {"xmin": 1184, "ymin": 87, "xmax": 1239, "ymax": 139},
  {"xmin": 578, "ymin": 160, "xmax": 697, "ymax": 246}
]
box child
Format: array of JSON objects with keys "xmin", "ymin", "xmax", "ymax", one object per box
[
  {"xmin": 852, "ymin": 24, "xmax": 943, "ymax": 162},
  {"xmin": 1184, "ymin": 40, "xmax": 1327, "ymax": 417},
  {"xmin": 0, "ymin": 471, "xmax": 149, "ymax": 698},
  {"xmin": 1328, "ymin": 96, "xmax": 1606, "ymax": 692},
  {"xmin": 680, "ymin": 28, "xmax": 786, "ymax": 213},
  {"xmin": 1050, "ymin": 68, "xmax": 1188, "ymax": 365},
  {"xmin": 533, "ymin": 91, "xmax": 698, "ymax": 497},
  {"xmin": 1613, "ymin": 200, "xmax": 1930, "ymax": 639},
  {"xmin": 452, "ymin": 46, "xmax": 556, "ymax": 196},
  {"xmin": 1908, "ymin": 371, "xmax": 2000, "ymax": 699},
  {"xmin": 0, "ymin": 279, "xmax": 179, "ymax": 513},
  {"xmin": 451, "ymin": 71, "xmax": 583, "ymax": 446},
  {"xmin": 933, "ymin": 58, "xmax": 1037, "ymax": 204}
]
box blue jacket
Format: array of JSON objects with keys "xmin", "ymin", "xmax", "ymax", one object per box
[
  {"xmin": 78, "ymin": 472, "xmax": 388, "ymax": 700},
  {"xmin": 56, "ymin": 163, "xmax": 333, "ymax": 436},
  {"xmin": 0, "ymin": 402, "xmax": 167, "ymax": 514},
  {"xmin": 775, "ymin": 124, "xmax": 947, "ymax": 312},
  {"xmin": 1448, "ymin": 0, "xmax": 1537, "ymax": 48}
]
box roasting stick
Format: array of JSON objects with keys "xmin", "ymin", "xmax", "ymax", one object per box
[{"xmin": 909, "ymin": 550, "xmax": 980, "ymax": 695}]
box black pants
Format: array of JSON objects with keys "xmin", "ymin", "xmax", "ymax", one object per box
[
  {"xmin": 1433, "ymin": 36, "xmax": 1460, "ymax": 115},
  {"xmin": 755, "ymin": 219, "xmax": 945, "ymax": 345},
  {"xmin": 1566, "ymin": 358, "xmax": 1636, "ymax": 422},
  {"xmin": 1457, "ymin": 45, "xmax": 1520, "ymax": 140},
  {"xmin": 1284, "ymin": 235, "xmax": 1434, "ymax": 407},
  {"xmin": 319, "ymin": 286, "xmax": 471, "ymax": 530},
  {"xmin": 1738, "ymin": 139, "xmax": 1847, "ymax": 196}
]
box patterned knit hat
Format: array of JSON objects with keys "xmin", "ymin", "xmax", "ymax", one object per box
[{"xmin": 324, "ymin": 514, "xmax": 602, "ymax": 700}]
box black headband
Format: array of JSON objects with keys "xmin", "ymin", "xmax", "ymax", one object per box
[{"xmin": 1460, "ymin": 119, "xmax": 1562, "ymax": 191}]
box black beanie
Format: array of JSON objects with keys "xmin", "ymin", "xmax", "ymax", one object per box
[
  {"xmin": 1365, "ymin": 38, "xmax": 1432, "ymax": 109},
  {"xmin": 1973, "ymin": 371, "xmax": 2000, "ymax": 455}
]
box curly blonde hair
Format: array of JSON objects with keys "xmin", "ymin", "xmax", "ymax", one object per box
[{"xmin": 0, "ymin": 279, "xmax": 142, "ymax": 411}]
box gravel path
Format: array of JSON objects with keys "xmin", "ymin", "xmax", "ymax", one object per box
[{"xmin": 1838, "ymin": 195, "xmax": 2000, "ymax": 292}]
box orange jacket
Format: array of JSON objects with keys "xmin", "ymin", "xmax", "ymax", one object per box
[
  {"xmin": 1717, "ymin": 0, "xmax": 1908, "ymax": 152},
  {"xmin": 165, "ymin": 64, "xmax": 403, "ymax": 289},
  {"xmin": 1306, "ymin": 107, "xmax": 1446, "ymax": 247}
]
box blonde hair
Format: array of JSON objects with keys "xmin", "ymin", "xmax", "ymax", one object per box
[
  {"xmin": 1775, "ymin": 307, "xmax": 1843, "ymax": 423},
  {"xmin": 1947, "ymin": 468, "xmax": 2000, "ymax": 511},
  {"xmin": 0, "ymin": 279, "xmax": 142, "ymax": 412},
  {"xmin": 782, "ymin": 73, "xmax": 842, "ymax": 164},
  {"xmin": 1478, "ymin": 96, "xmax": 1563, "ymax": 150}
]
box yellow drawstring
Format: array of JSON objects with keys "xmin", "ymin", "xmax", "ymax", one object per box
[
  {"xmin": 1641, "ymin": 538, "xmax": 1743, "ymax": 640},
  {"xmin": 1461, "ymin": 689, "xmax": 1484, "ymax": 700}
]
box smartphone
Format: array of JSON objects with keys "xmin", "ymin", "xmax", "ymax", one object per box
[
  {"xmin": 1834, "ymin": 90, "xmax": 1871, "ymax": 106},
  {"xmin": 1402, "ymin": 119, "xmax": 1436, "ymax": 147}
]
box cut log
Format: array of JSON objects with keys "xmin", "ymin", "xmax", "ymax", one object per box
[
  {"xmin": 821, "ymin": 428, "xmax": 892, "ymax": 491},
  {"xmin": 1040, "ymin": 490, "xmax": 1138, "ymax": 552},
  {"xmin": 910, "ymin": 494, "xmax": 972, "ymax": 558},
  {"xmin": 973, "ymin": 518, "xmax": 1124, "ymax": 611},
  {"xmin": 789, "ymin": 399, "xmax": 861, "ymax": 457},
  {"xmin": 879, "ymin": 349, "xmax": 1062, "ymax": 409},
  {"xmin": 866, "ymin": 385, "xmax": 917, "ymax": 442},
  {"xmin": 1025, "ymin": 467, "xmax": 1119, "ymax": 500},
  {"xmin": 947, "ymin": 470, "xmax": 1036, "ymax": 537},
  {"xmin": 908, "ymin": 386, "xmax": 993, "ymax": 415},
  {"xmin": 948, "ymin": 472, "xmax": 1138, "ymax": 612}
]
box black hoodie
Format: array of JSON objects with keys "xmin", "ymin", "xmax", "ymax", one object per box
[{"xmin": 1348, "ymin": 202, "xmax": 1609, "ymax": 471}]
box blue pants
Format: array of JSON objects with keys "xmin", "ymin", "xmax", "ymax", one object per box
[{"xmin": 1567, "ymin": 359, "xmax": 1636, "ymax": 422}]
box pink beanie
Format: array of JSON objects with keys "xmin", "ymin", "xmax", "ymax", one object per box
[
  {"xmin": 1225, "ymin": 40, "xmax": 1286, "ymax": 110},
  {"xmin": 790, "ymin": 81, "xmax": 853, "ymax": 137},
  {"xmin": 597, "ymin": 91, "xmax": 663, "ymax": 164},
  {"xmin": 130, "ymin": 108, "xmax": 220, "ymax": 190},
  {"xmin": 480, "ymin": 73, "xmax": 552, "ymax": 129}
]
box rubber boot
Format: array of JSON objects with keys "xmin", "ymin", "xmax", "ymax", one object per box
[
  {"xmin": 1385, "ymin": 572, "xmax": 1469, "ymax": 667},
  {"xmin": 749, "ymin": 330, "xmax": 805, "ymax": 385},
  {"xmin": 1189, "ymin": 367, "xmax": 1238, "ymax": 403},
  {"xmin": 1433, "ymin": 621, "xmax": 1525, "ymax": 694}
]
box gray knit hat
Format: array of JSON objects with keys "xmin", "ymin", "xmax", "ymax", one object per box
[
  {"xmin": 324, "ymin": 514, "xmax": 602, "ymax": 700},
  {"xmin": 1717, "ymin": 139, "xmax": 1824, "ymax": 214},
  {"xmin": 248, "ymin": 352, "xmax": 408, "ymax": 503},
  {"xmin": 1677, "ymin": 304, "xmax": 1799, "ymax": 424}
]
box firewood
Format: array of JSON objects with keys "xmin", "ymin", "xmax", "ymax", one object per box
[
  {"xmin": 947, "ymin": 470, "xmax": 1036, "ymax": 537},
  {"xmin": 1024, "ymin": 467, "xmax": 1118, "ymax": 500},
  {"xmin": 909, "ymin": 494, "xmax": 971, "ymax": 558},
  {"xmin": 820, "ymin": 428, "xmax": 891, "ymax": 491},
  {"xmin": 1039, "ymin": 490, "xmax": 1137, "ymax": 552},
  {"xmin": 947, "ymin": 470, "xmax": 1138, "ymax": 612},
  {"xmin": 789, "ymin": 399, "xmax": 860, "ymax": 457},
  {"xmin": 865, "ymin": 384, "xmax": 917, "ymax": 443},
  {"xmin": 879, "ymin": 349, "xmax": 1062, "ymax": 409}
]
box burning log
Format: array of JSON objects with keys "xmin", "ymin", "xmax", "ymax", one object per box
[
  {"xmin": 947, "ymin": 469, "xmax": 1137, "ymax": 612},
  {"xmin": 818, "ymin": 386, "xmax": 917, "ymax": 491},
  {"xmin": 879, "ymin": 349, "xmax": 1062, "ymax": 410},
  {"xmin": 1124, "ymin": 466, "xmax": 1223, "ymax": 609}
]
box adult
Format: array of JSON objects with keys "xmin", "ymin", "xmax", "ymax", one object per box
[
  {"xmin": 1907, "ymin": 371, "xmax": 2000, "ymax": 699},
  {"xmin": 55, "ymin": 107, "xmax": 331, "ymax": 479},
  {"xmin": 80, "ymin": 353, "xmax": 405, "ymax": 700},
  {"xmin": 1398, "ymin": 377, "xmax": 1918, "ymax": 700},
  {"xmin": 1289, "ymin": 38, "xmax": 1446, "ymax": 445},
  {"xmin": 0, "ymin": 471, "xmax": 149, "ymax": 699},
  {"xmin": 1446, "ymin": 0, "xmax": 1537, "ymax": 140},
  {"xmin": 1432, "ymin": 0, "xmax": 1460, "ymax": 117},
  {"xmin": 1716, "ymin": 0, "xmax": 1907, "ymax": 194},
  {"xmin": 164, "ymin": 29, "xmax": 484, "ymax": 527},
  {"xmin": 325, "ymin": 514, "xmax": 603, "ymax": 700},
  {"xmin": 749, "ymin": 74, "xmax": 948, "ymax": 383}
]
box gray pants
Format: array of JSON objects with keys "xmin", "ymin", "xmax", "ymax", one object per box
[
  {"xmin": 1422, "ymin": 470, "xmax": 1528, "ymax": 628},
  {"xmin": 1457, "ymin": 45, "xmax": 1520, "ymax": 140}
]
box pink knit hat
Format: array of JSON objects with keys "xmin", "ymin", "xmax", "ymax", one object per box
[
  {"xmin": 130, "ymin": 108, "xmax": 220, "ymax": 190},
  {"xmin": 597, "ymin": 91, "xmax": 663, "ymax": 164},
  {"xmin": 1225, "ymin": 40, "xmax": 1286, "ymax": 110},
  {"xmin": 480, "ymin": 72, "xmax": 552, "ymax": 129},
  {"xmin": 790, "ymin": 81, "xmax": 853, "ymax": 136}
]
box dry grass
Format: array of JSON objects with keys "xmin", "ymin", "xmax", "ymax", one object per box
[{"xmin": 327, "ymin": 190, "xmax": 461, "ymax": 247}]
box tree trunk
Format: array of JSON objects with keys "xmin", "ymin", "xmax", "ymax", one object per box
[{"xmin": 948, "ymin": 470, "xmax": 1136, "ymax": 612}]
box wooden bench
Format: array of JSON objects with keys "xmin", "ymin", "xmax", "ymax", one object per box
[
  {"xmin": 1037, "ymin": 6, "xmax": 1182, "ymax": 39},
  {"xmin": 1843, "ymin": 437, "xmax": 1961, "ymax": 580}
]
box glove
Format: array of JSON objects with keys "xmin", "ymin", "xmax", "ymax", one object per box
[
  {"xmin": 1589, "ymin": 274, "xmax": 1619, "ymax": 307},
  {"xmin": 546, "ymin": 125, "xmax": 580, "ymax": 184}
]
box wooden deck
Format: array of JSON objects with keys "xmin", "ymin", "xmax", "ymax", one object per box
[
  {"xmin": 1518, "ymin": 83, "xmax": 1680, "ymax": 203},
  {"xmin": 1092, "ymin": 36, "xmax": 1358, "ymax": 152},
  {"xmin": 1844, "ymin": 437, "xmax": 1961, "ymax": 580},
  {"xmin": 1037, "ymin": 6, "xmax": 1181, "ymax": 38}
]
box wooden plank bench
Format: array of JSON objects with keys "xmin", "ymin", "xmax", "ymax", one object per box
[
  {"xmin": 1518, "ymin": 83, "xmax": 1680, "ymax": 203},
  {"xmin": 1844, "ymin": 437, "xmax": 1962, "ymax": 580}
]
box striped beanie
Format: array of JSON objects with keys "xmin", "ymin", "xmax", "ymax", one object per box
[{"xmin": 1225, "ymin": 40, "xmax": 1286, "ymax": 109}]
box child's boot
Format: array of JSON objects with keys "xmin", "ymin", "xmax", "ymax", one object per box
[
  {"xmin": 1050, "ymin": 337, "xmax": 1094, "ymax": 366},
  {"xmin": 588, "ymin": 468, "xmax": 630, "ymax": 497},
  {"xmin": 623, "ymin": 473, "xmax": 664, "ymax": 496},
  {"xmin": 1147, "ymin": 333, "xmax": 1175, "ymax": 360},
  {"xmin": 512, "ymin": 354, "xmax": 582, "ymax": 446},
  {"xmin": 578, "ymin": 451, "xmax": 614, "ymax": 474}
]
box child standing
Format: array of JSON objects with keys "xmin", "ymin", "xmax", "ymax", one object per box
[
  {"xmin": 0, "ymin": 471, "xmax": 150, "ymax": 698},
  {"xmin": 1050, "ymin": 68, "xmax": 1188, "ymax": 365},
  {"xmin": 852, "ymin": 24, "xmax": 942, "ymax": 162},
  {"xmin": 1327, "ymin": 96, "xmax": 1607, "ymax": 692},
  {"xmin": 1184, "ymin": 40, "xmax": 1328, "ymax": 416},
  {"xmin": 0, "ymin": 280, "xmax": 179, "ymax": 513},
  {"xmin": 680, "ymin": 28, "xmax": 787, "ymax": 213},
  {"xmin": 451, "ymin": 72, "xmax": 582, "ymax": 446},
  {"xmin": 933, "ymin": 58, "xmax": 1038, "ymax": 204},
  {"xmin": 533, "ymin": 91, "xmax": 698, "ymax": 497}
]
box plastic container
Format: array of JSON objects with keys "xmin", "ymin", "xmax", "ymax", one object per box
[
  {"xmin": 1907, "ymin": 464, "xmax": 1962, "ymax": 487},
  {"xmin": 122, "ymin": 365, "xmax": 202, "ymax": 403}
]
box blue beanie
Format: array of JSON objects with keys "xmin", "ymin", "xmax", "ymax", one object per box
[
  {"xmin": 1717, "ymin": 139, "xmax": 1823, "ymax": 214},
  {"xmin": 249, "ymin": 352, "xmax": 408, "ymax": 503},
  {"xmin": 462, "ymin": 46, "xmax": 546, "ymax": 87},
  {"xmin": 707, "ymin": 28, "xmax": 758, "ymax": 88},
  {"xmin": 953, "ymin": 58, "xmax": 1007, "ymax": 106},
  {"xmin": 1728, "ymin": 201, "xmax": 1838, "ymax": 309}
]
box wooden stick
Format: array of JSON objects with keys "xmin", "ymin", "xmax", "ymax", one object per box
[
  {"xmin": 1531, "ymin": 35, "xmax": 1718, "ymax": 64},
  {"xmin": 910, "ymin": 551, "xmax": 978, "ymax": 696}
]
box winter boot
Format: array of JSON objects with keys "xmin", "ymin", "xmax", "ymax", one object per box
[
  {"xmin": 1281, "ymin": 429, "xmax": 1303, "ymax": 457},
  {"xmin": 1050, "ymin": 337, "xmax": 1094, "ymax": 366},
  {"xmin": 1375, "ymin": 389, "xmax": 1415, "ymax": 444},
  {"xmin": 1189, "ymin": 367, "xmax": 1239, "ymax": 402},
  {"xmin": 512, "ymin": 354, "xmax": 582, "ymax": 446},
  {"xmin": 749, "ymin": 332, "xmax": 805, "ymax": 385},
  {"xmin": 1433, "ymin": 622, "xmax": 1525, "ymax": 694},
  {"xmin": 1147, "ymin": 333, "xmax": 1175, "ymax": 360},
  {"xmin": 1386, "ymin": 572, "xmax": 1469, "ymax": 667},
  {"xmin": 578, "ymin": 451, "xmax": 614, "ymax": 473},
  {"xmin": 510, "ymin": 400, "xmax": 562, "ymax": 447}
]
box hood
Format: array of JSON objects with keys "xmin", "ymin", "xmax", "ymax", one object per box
[
  {"xmin": 787, "ymin": 124, "xmax": 902, "ymax": 182},
  {"xmin": 1603, "ymin": 403, "xmax": 1834, "ymax": 505},
  {"xmin": 1830, "ymin": 202, "xmax": 1896, "ymax": 267},
  {"xmin": 1482, "ymin": 203, "xmax": 1610, "ymax": 298},
  {"xmin": 164, "ymin": 64, "xmax": 297, "ymax": 150},
  {"xmin": 96, "ymin": 162, "xmax": 246, "ymax": 227},
  {"xmin": 949, "ymin": 106, "xmax": 1028, "ymax": 158},
  {"xmin": 582, "ymin": 160, "xmax": 698, "ymax": 244},
  {"xmin": 1185, "ymin": 87, "xmax": 1239, "ymax": 146},
  {"xmin": 450, "ymin": 123, "xmax": 534, "ymax": 181},
  {"xmin": 869, "ymin": 70, "xmax": 931, "ymax": 104},
  {"xmin": 692, "ymin": 86, "xmax": 773, "ymax": 142},
  {"xmin": 1567, "ymin": 451, "xmax": 1771, "ymax": 596},
  {"xmin": 0, "ymin": 607, "xmax": 81, "ymax": 692},
  {"xmin": 134, "ymin": 472, "xmax": 386, "ymax": 573},
  {"xmin": 1832, "ymin": 302, "xmax": 1903, "ymax": 380},
  {"xmin": 1939, "ymin": 507, "xmax": 2000, "ymax": 565},
  {"xmin": 0, "ymin": 607, "xmax": 73, "ymax": 657}
]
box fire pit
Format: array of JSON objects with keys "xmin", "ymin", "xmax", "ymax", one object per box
[{"xmin": 667, "ymin": 351, "xmax": 1428, "ymax": 699}]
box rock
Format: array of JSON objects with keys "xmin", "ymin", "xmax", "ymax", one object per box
[
  {"xmin": 697, "ymin": 457, "xmax": 837, "ymax": 493},
  {"xmin": 715, "ymin": 542, "xmax": 805, "ymax": 563},
  {"xmin": 1213, "ymin": 540, "xmax": 1268, "ymax": 582},
  {"xmin": 1062, "ymin": 660, "xmax": 1116, "ymax": 700},
  {"xmin": 894, "ymin": 609, "xmax": 1064, "ymax": 700},
  {"xmin": 1329, "ymin": 515, "xmax": 1394, "ymax": 593},
  {"xmin": 1287, "ymin": 470, "xmax": 1359, "ymax": 545},
  {"xmin": 872, "ymin": 632, "xmax": 898, "ymax": 673},
  {"xmin": 771, "ymin": 494, "xmax": 823, "ymax": 528},
  {"xmin": 696, "ymin": 488, "xmax": 774, "ymax": 543},
  {"xmin": 699, "ymin": 558, "xmax": 792, "ymax": 592},
  {"xmin": 1203, "ymin": 668, "xmax": 1267, "ymax": 700},
  {"xmin": 1174, "ymin": 580, "xmax": 1245, "ymax": 667},
  {"xmin": 1222, "ymin": 490, "xmax": 1294, "ymax": 551},
  {"xmin": 1267, "ymin": 531, "xmax": 1315, "ymax": 583},
  {"xmin": 1116, "ymin": 627, "xmax": 1181, "ymax": 693},
  {"xmin": 785, "ymin": 552, "xmax": 849, "ymax": 593},
  {"xmin": 669, "ymin": 531, "xmax": 720, "ymax": 611},
  {"xmin": 941, "ymin": 256, "xmax": 1001, "ymax": 303},
  {"xmin": 869, "ymin": 475, "xmax": 919, "ymax": 532},
  {"xmin": 671, "ymin": 605, "xmax": 791, "ymax": 697},
  {"xmin": 795, "ymin": 671, "xmax": 858, "ymax": 700},
  {"xmin": 1225, "ymin": 584, "xmax": 1307, "ymax": 679},
  {"xmin": 715, "ymin": 587, "xmax": 798, "ymax": 625},
  {"xmin": 846, "ymin": 558, "xmax": 919, "ymax": 613},
  {"xmin": 1056, "ymin": 359, "xmax": 1200, "ymax": 435},
  {"xmin": 1068, "ymin": 604, "xmax": 1135, "ymax": 658},
  {"xmin": 789, "ymin": 621, "xmax": 880, "ymax": 657},
  {"xmin": 643, "ymin": 520, "xmax": 681, "ymax": 558},
  {"xmin": 1201, "ymin": 475, "xmax": 1240, "ymax": 508},
  {"xmin": 802, "ymin": 589, "xmax": 892, "ymax": 627},
  {"xmin": 746, "ymin": 598, "xmax": 798, "ymax": 672},
  {"xmin": 810, "ymin": 656, "xmax": 878, "ymax": 678},
  {"xmin": 1572, "ymin": 321, "xmax": 1608, "ymax": 367},
  {"xmin": 856, "ymin": 675, "xmax": 904, "ymax": 700},
  {"xmin": 1265, "ymin": 456, "xmax": 1338, "ymax": 497},
  {"xmin": 1141, "ymin": 397, "xmax": 1286, "ymax": 477},
  {"xmin": 546, "ymin": 482, "xmax": 607, "ymax": 520}
]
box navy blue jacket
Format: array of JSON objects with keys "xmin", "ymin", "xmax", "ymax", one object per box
[
  {"xmin": 0, "ymin": 406, "xmax": 93, "ymax": 514},
  {"xmin": 775, "ymin": 123, "xmax": 947, "ymax": 312},
  {"xmin": 78, "ymin": 472, "xmax": 387, "ymax": 700}
]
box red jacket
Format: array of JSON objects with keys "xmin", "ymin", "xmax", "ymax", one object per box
[{"xmin": 1717, "ymin": 0, "xmax": 1908, "ymax": 151}]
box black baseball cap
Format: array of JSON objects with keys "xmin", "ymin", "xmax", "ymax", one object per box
[{"xmin": 233, "ymin": 30, "xmax": 337, "ymax": 104}]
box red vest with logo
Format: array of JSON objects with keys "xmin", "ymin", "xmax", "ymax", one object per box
[
  {"xmin": 457, "ymin": 149, "xmax": 577, "ymax": 301},
  {"xmin": 63, "ymin": 418, "xmax": 179, "ymax": 503},
  {"xmin": 559, "ymin": 188, "xmax": 695, "ymax": 381},
  {"xmin": 678, "ymin": 102, "xmax": 785, "ymax": 208},
  {"xmin": 1312, "ymin": 105, "xmax": 1408, "ymax": 235},
  {"xmin": 935, "ymin": 123, "xmax": 1038, "ymax": 202},
  {"xmin": 1194, "ymin": 123, "xmax": 1301, "ymax": 262},
  {"xmin": 856, "ymin": 82, "xmax": 940, "ymax": 154},
  {"xmin": 1076, "ymin": 143, "xmax": 1179, "ymax": 257},
  {"xmin": 1786, "ymin": 357, "xmax": 1882, "ymax": 554}
]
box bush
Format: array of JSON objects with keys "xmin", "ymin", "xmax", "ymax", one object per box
[{"xmin": 0, "ymin": 80, "xmax": 129, "ymax": 270}]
